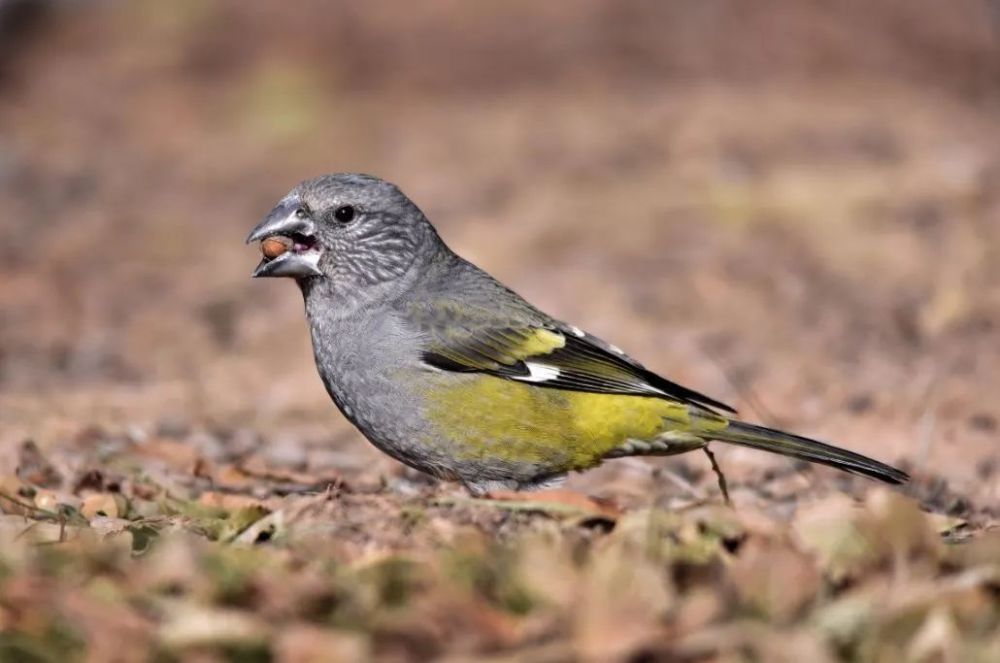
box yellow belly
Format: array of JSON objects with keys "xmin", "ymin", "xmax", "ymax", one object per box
[{"xmin": 421, "ymin": 373, "xmax": 726, "ymax": 470}]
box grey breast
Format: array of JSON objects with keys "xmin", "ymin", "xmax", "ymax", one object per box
[{"xmin": 305, "ymin": 300, "xmax": 462, "ymax": 478}]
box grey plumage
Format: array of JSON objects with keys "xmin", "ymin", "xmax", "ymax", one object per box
[{"xmin": 247, "ymin": 173, "xmax": 908, "ymax": 495}]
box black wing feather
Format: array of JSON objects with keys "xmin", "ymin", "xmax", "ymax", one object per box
[{"xmin": 422, "ymin": 328, "xmax": 737, "ymax": 415}]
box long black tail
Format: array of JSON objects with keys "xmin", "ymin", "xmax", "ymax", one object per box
[{"xmin": 713, "ymin": 420, "xmax": 909, "ymax": 485}]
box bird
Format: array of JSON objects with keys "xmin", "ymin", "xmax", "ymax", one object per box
[{"xmin": 246, "ymin": 173, "xmax": 909, "ymax": 496}]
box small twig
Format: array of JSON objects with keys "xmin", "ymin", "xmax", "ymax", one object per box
[
  {"xmin": 702, "ymin": 446, "xmax": 731, "ymax": 505},
  {"xmin": 701, "ymin": 342, "xmax": 828, "ymax": 491},
  {"xmin": 0, "ymin": 490, "xmax": 59, "ymax": 519}
]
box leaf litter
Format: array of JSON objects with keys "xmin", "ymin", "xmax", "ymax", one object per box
[
  {"xmin": 2, "ymin": 4, "xmax": 1000, "ymax": 661},
  {"xmin": 0, "ymin": 427, "xmax": 996, "ymax": 662}
]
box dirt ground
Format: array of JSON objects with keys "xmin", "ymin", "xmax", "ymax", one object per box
[{"xmin": 1, "ymin": 1, "xmax": 999, "ymax": 661}]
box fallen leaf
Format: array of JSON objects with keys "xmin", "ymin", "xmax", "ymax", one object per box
[
  {"xmin": 134, "ymin": 438, "xmax": 202, "ymax": 473},
  {"xmin": 16, "ymin": 440, "xmax": 62, "ymax": 488},
  {"xmin": 727, "ymin": 535, "xmax": 821, "ymax": 621},
  {"xmin": 197, "ymin": 491, "xmax": 267, "ymax": 512},
  {"xmin": 158, "ymin": 604, "xmax": 271, "ymax": 651},
  {"xmin": 81, "ymin": 493, "xmax": 123, "ymax": 520},
  {"xmin": 274, "ymin": 624, "xmax": 369, "ymax": 663},
  {"xmin": 470, "ymin": 489, "xmax": 622, "ymax": 522}
]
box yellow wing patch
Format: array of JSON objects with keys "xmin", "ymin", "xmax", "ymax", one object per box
[
  {"xmin": 513, "ymin": 328, "xmax": 565, "ymax": 358},
  {"xmin": 423, "ymin": 326, "xmax": 566, "ymax": 372}
]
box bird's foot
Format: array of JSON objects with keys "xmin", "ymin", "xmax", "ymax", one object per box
[{"xmin": 702, "ymin": 445, "xmax": 732, "ymax": 505}]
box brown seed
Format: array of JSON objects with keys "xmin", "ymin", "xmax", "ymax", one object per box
[{"xmin": 261, "ymin": 236, "xmax": 293, "ymax": 260}]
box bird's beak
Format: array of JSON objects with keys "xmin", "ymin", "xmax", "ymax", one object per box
[{"xmin": 246, "ymin": 196, "xmax": 324, "ymax": 278}]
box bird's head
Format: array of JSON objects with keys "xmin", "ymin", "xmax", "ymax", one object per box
[{"xmin": 247, "ymin": 174, "xmax": 441, "ymax": 289}]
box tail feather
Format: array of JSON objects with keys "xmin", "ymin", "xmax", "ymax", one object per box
[{"xmin": 713, "ymin": 420, "xmax": 909, "ymax": 485}]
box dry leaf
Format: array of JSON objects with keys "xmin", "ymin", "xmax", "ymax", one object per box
[{"xmin": 480, "ymin": 489, "xmax": 622, "ymax": 522}]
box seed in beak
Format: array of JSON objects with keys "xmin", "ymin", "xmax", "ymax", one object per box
[{"xmin": 261, "ymin": 236, "xmax": 293, "ymax": 260}]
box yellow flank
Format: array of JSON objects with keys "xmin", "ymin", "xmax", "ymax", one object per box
[
  {"xmin": 512, "ymin": 328, "xmax": 565, "ymax": 358},
  {"xmin": 422, "ymin": 373, "xmax": 729, "ymax": 470}
]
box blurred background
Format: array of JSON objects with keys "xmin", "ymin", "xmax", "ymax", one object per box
[{"xmin": 1, "ymin": 0, "xmax": 998, "ymax": 503}]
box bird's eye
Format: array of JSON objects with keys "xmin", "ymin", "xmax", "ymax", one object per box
[{"xmin": 334, "ymin": 205, "xmax": 356, "ymax": 223}]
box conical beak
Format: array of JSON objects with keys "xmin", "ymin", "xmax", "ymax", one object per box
[{"xmin": 247, "ymin": 196, "xmax": 324, "ymax": 278}]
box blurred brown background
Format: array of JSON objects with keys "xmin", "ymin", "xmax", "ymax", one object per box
[{"xmin": 1, "ymin": 0, "xmax": 998, "ymax": 502}]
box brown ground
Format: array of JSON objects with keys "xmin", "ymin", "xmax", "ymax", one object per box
[{"xmin": 1, "ymin": 2, "xmax": 998, "ymax": 661}]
